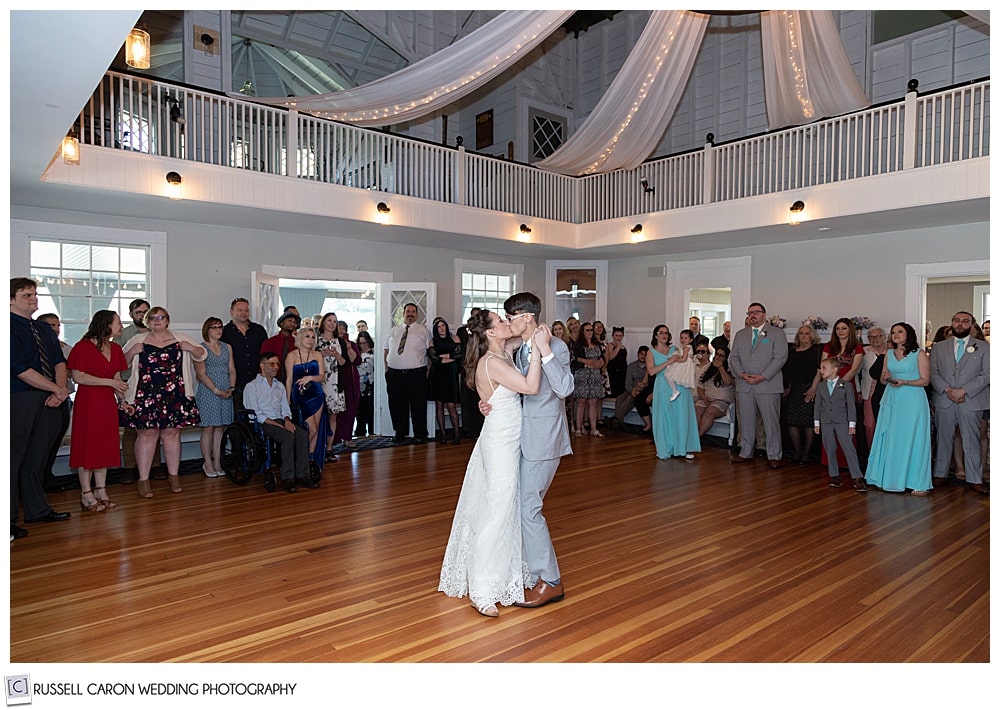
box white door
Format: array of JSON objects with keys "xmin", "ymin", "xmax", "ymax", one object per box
[
  {"xmin": 376, "ymin": 282, "xmax": 437, "ymax": 436},
  {"xmin": 252, "ymin": 270, "xmax": 280, "ymax": 335}
]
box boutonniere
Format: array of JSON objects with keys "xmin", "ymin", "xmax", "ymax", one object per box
[
  {"xmin": 836, "ymin": 382, "xmax": 845, "ymax": 389},
  {"xmin": 967, "ymin": 345, "xmax": 978, "ymax": 354}
]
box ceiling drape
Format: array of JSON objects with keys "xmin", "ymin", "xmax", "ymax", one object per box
[
  {"xmin": 533, "ymin": 10, "xmax": 709, "ymax": 176},
  {"xmin": 242, "ymin": 10, "xmax": 573, "ymax": 126},
  {"xmin": 760, "ymin": 10, "xmax": 871, "ymax": 131}
]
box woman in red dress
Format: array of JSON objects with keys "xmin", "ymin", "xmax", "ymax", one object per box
[{"xmin": 67, "ymin": 310, "xmax": 129, "ymax": 511}]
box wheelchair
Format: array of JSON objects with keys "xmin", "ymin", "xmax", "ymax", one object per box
[{"xmin": 220, "ymin": 409, "xmax": 322, "ymax": 492}]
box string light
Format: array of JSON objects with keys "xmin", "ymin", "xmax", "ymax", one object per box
[
  {"xmin": 282, "ymin": 18, "xmax": 559, "ymax": 124},
  {"xmin": 784, "ymin": 11, "xmax": 814, "ymax": 119}
]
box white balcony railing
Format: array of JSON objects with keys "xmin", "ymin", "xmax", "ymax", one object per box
[{"xmin": 75, "ymin": 72, "xmax": 989, "ymax": 223}]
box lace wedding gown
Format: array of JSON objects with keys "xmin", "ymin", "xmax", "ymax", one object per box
[{"xmin": 438, "ymin": 360, "xmax": 531, "ymax": 610}]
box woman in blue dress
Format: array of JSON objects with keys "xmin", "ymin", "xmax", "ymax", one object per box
[
  {"xmin": 646, "ymin": 325, "xmax": 702, "ymax": 460},
  {"xmin": 865, "ymin": 322, "xmax": 932, "ymax": 495},
  {"xmin": 285, "ymin": 322, "xmax": 329, "ymax": 468},
  {"xmin": 194, "ymin": 317, "xmax": 236, "ymax": 477}
]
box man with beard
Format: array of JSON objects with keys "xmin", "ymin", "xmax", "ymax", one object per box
[
  {"xmin": 113, "ymin": 298, "xmax": 152, "ymax": 483},
  {"xmin": 930, "ymin": 311, "xmax": 990, "ymax": 494},
  {"xmin": 261, "ymin": 311, "xmax": 301, "ymax": 384},
  {"xmin": 221, "ymin": 297, "xmax": 268, "ymax": 410}
]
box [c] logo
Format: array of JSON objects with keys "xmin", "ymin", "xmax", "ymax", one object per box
[{"xmin": 5, "ymin": 675, "xmax": 32, "ymax": 706}]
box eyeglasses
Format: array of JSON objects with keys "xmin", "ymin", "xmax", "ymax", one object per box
[
  {"xmin": 208, "ymin": 324, "xmax": 223, "ymax": 330},
  {"xmin": 148, "ymin": 315, "xmax": 167, "ymax": 322},
  {"xmin": 747, "ymin": 310, "xmax": 765, "ymax": 316},
  {"xmin": 508, "ymin": 312, "xmax": 532, "ymax": 321}
]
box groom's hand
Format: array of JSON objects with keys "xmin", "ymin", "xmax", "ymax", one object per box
[
  {"xmin": 534, "ymin": 324, "xmax": 552, "ymax": 356},
  {"xmin": 479, "ymin": 400, "xmax": 493, "ymax": 417}
]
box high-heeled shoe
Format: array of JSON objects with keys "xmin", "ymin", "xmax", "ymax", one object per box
[
  {"xmin": 591, "ymin": 430, "xmax": 605, "ymax": 438},
  {"xmin": 136, "ymin": 479, "xmax": 154, "ymax": 499},
  {"xmin": 168, "ymin": 474, "xmax": 183, "ymax": 493},
  {"xmin": 80, "ymin": 489, "xmax": 106, "ymax": 513},
  {"xmin": 93, "ymin": 486, "xmax": 117, "ymax": 510},
  {"xmin": 471, "ymin": 600, "xmax": 499, "ymax": 618}
]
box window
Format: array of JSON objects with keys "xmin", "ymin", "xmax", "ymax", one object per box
[
  {"xmin": 119, "ymin": 109, "xmax": 153, "ymax": 153},
  {"xmin": 456, "ymin": 260, "xmax": 523, "ymax": 322},
  {"xmin": 29, "ymin": 240, "xmax": 151, "ymax": 345},
  {"xmin": 531, "ymin": 110, "xmax": 566, "ymax": 161}
]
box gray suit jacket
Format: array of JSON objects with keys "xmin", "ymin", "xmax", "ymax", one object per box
[
  {"xmin": 814, "ymin": 379, "xmax": 857, "ymax": 426},
  {"xmin": 929, "ymin": 336, "xmax": 990, "ymax": 411},
  {"xmin": 727, "ymin": 325, "xmax": 788, "ymax": 394},
  {"xmin": 517, "ymin": 335, "xmax": 575, "ymax": 461}
]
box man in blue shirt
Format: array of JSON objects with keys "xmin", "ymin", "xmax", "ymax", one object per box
[
  {"xmin": 10, "ymin": 278, "xmax": 72, "ymax": 541},
  {"xmin": 242, "ymin": 351, "xmax": 318, "ymax": 492}
]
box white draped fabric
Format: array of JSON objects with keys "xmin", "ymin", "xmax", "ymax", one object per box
[
  {"xmin": 534, "ymin": 10, "xmax": 709, "ymax": 176},
  {"xmin": 963, "ymin": 10, "xmax": 989, "ymax": 25},
  {"xmin": 244, "ymin": 10, "xmax": 573, "ymax": 126},
  {"xmin": 760, "ymin": 10, "xmax": 871, "ymax": 130}
]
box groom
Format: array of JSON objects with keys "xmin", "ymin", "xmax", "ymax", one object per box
[{"xmin": 504, "ymin": 292, "xmax": 575, "ymax": 607}]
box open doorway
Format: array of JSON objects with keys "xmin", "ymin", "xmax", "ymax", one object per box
[{"xmin": 278, "ymin": 278, "xmax": 376, "ymax": 339}]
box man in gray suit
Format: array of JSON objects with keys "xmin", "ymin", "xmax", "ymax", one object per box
[
  {"xmin": 504, "ymin": 292, "xmax": 575, "ymax": 608},
  {"xmin": 728, "ymin": 302, "xmax": 788, "ymax": 468},
  {"xmin": 930, "ymin": 311, "xmax": 990, "ymax": 494}
]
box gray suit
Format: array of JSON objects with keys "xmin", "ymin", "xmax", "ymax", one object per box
[
  {"xmin": 728, "ymin": 324, "xmax": 788, "ymax": 460},
  {"xmin": 929, "ymin": 336, "xmax": 990, "ymax": 484},
  {"xmin": 814, "ymin": 378, "xmax": 863, "ymax": 479},
  {"xmin": 516, "ymin": 335, "xmax": 574, "ymax": 585}
]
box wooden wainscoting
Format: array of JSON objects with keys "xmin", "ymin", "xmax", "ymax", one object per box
[{"xmin": 10, "ymin": 433, "xmax": 989, "ymax": 663}]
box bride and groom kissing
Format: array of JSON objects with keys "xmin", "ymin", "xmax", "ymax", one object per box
[{"xmin": 438, "ymin": 292, "xmax": 575, "ymax": 617}]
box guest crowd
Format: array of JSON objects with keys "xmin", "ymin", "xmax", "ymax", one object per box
[{"xmin": 10, "ymin": 275, "xmax": 990, "ymax": 544}]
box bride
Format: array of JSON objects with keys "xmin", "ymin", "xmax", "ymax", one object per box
[{"xmin": 438, "ymin": 309, "xmax": 542, "ymax": 617}]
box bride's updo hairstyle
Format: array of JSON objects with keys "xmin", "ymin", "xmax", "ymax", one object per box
[{"xmin": 463, "ymin": 309, "xmax": 495, "ymax": 390}]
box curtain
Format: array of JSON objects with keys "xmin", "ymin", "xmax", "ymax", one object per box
[
  {"xmin": 760, "ymin": 10, "xmax": 871, "ymax": 131},
  {"xmin": 534, "ymin": 10, "xmax": 709, "ymax": 176},
  {"xmin": 243, "ymin": 10, "xmax": 573, "ymax": 126},
  {"xmin": 279, "ymin": 288, "xmax": 329, "ymax": 325}
]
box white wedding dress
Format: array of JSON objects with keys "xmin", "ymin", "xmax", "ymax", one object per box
[{"xmin": 438, "ymin": 356, "xmax": 531, "ymax": 610}]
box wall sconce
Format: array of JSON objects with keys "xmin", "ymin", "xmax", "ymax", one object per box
[
  {"xmin": 376, "ymin": 202, "xmax": 391, "ymax": 214},
  {"xmin": 165, "ymin": 171, "xmax": 183, "ymax": 200},
  {"xmin": 789, "ymin": 200, "xmax": 806, "ymax": 225},
  {"xmin": 61, "ymin": 135, "xmax": 80, "ymax": 166},
  {"xmin": 519, "ymin": 224, "xmax": 532, "ymax": 234},
  {"xmin": 125, "ymin": 27, "xmax": 151, "ymax": 70},
  {"xmin": 630, "ymin": 224, "xmax": 644, "ymax": 243},
  {"xmin": 630, "ymin": 224, "xmax": 643, "ymax": 234},
  {"xmin": 166, "ymin": 97, "xmax": 185, "ymax": 125},
  {"xmin": 517, "ymin": 224, "xmax": 532, "ymax": 242},
  {"xmin": 640, "ymin": 178, "xmax": 654, "ymax": 194}
]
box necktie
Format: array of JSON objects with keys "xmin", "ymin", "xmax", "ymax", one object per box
[
  {"xmin": 31, "ymin": 320, "xmax": 55, "ymax": 381},
  {"xmin": 752, "ymin": 328, "xmax": 759, "ymax": 346},
  {"xmin": 828, "ymin": 381, "xmax": 835, "ymax": 395},
  {"xmin": 521, "ymin": 341, "xmax": 531, "ymax": 369},
  {"xmin": 397, "ymin": 325, "xmax": 409, "ymax": 355},
  {"xmin": 955, "ymin": 338, "xmax": 966, "ymax": 362}
]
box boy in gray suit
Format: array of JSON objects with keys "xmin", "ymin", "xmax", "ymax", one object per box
[
  {"xmin": 501, "ymin": 292, "xmax": 575, "ymax": 608},
  {"xmin": 814, "ymin": 358, "xmax": 867, "ymax": 491}
]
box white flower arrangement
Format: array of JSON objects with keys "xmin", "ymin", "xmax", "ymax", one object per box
[{"xmin": 767, "ymin": 315, "xmax": 787, "ymax": 328}]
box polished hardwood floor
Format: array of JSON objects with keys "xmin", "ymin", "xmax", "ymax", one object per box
[{"xmin": 10, "ymin": 432, "xmax": 989, "ymax": 664}]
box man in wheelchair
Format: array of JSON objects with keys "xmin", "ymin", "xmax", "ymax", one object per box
[{"xmin": 242, "ymin": 351, "xmax": 320, "ymax": 492}]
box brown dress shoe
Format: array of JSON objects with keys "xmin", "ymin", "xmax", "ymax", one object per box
[
  {"xmin": 853, "ymin": 478, "xmax": 868, "ymax": 492},
  {"xmin": 932, "ymin": 477, "xmax": 950, "ymax": 488},
  {"xmin": 513, "ymin": 581, "xmax": 565, "ymax": 608},
  {"xmin": 971, "ymin": 483, "xmax": 988, "ymax": 495},
  {"xmin": 769, "ymin": 459, "xmax": 782, "ymax": 469},
  {"xmin": 730, "ymin": 455, "xmax": 753, "ymax": 464}
]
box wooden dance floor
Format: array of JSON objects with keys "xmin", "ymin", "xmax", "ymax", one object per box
[{"xmin": 10, "ymin": 433, "xmax": 989, "ymax": 664}]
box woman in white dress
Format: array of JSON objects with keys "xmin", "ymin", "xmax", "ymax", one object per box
[{"xmin": 438, "ymin": 309, "xmax": 543, "ymax": 618}]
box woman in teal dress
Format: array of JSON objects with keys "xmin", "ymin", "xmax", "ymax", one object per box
[
  {"xmin": 865, "ymin": 322, "xmax": 932, "ymax": 495},
  {"xmin": 285, "ymin": 323, "xmax": 329, "ymax": 469},
  {"xmin": 646, "ymin": 325, "xmax": 702, "ymax": 460}
]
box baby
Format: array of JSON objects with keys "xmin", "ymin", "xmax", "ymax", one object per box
[{"xmin": 663, "ymin": 329, "xmax": 697, "ymax": 401}]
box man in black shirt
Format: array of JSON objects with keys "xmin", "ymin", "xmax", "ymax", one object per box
[
  {"xmin": 220, "ymin": 297, "xmax": 268, "ymax": 411},
  {"xmin": 10, "ymin": 278, "xmax": 72, "ymax": 540}
]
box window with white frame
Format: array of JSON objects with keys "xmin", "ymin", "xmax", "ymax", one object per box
[
  {"xmin": 28, "ymin": 239, "xmax": 151, "ymax": 345},
  {"xmin": 456, "ymin": 259, "xmax": 523, "ymax": 323}
]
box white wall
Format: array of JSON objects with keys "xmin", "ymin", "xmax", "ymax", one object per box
[
  {"xmin": 11, "ymin": 205, "xmax": 547, "ymax": 330},
  {"xmin": 607, "ymin": 221, "xmax": 990, "ymax": 337},
  {"xmin": 13, "ymin": 206, "xmax": 987, "ymax": 346}
]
